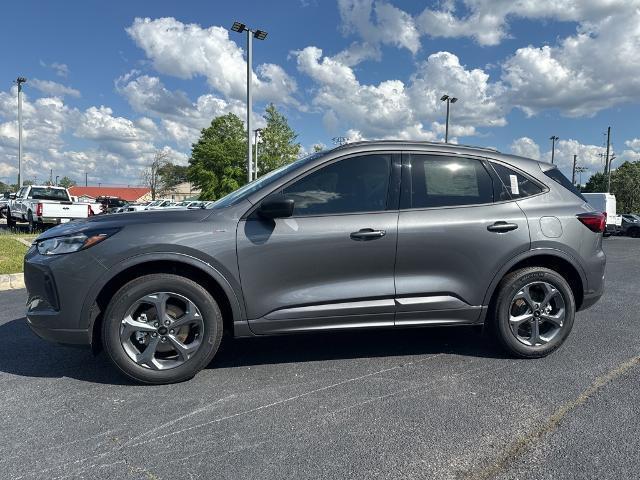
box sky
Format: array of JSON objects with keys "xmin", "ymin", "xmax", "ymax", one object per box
[{"xmin": 1, "ymin": 0, "xmax": 639, "ymax": 187}]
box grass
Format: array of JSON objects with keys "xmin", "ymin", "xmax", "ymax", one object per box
[
  {"xmin": 0, "ymin": 227, "xmax": 36, "ymax": 274},
  {"xmin": 0, "ymin": 236, "xmax": 28, "ymax": 274}
]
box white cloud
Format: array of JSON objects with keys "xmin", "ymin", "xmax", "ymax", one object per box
[
  {"xmin": 294, "ymin": 47, "xmax": 505, "ymax": 140},
  {"xmin": 40, "ymin": 61, "xmax": 69, "ymax": 78},
  {"xmin": 625, "ymin": 139, "xmax": 640, "ymax": 151},
  {"xmin": 30, "ymin": 79, "xmax": 80, "ymax": 98},
  {"xmin": 511, "ymin": 137, "xmax": 541, "ymax": 160},
  {"xmin": 126, "ymin": 17, "xmax": 299, "ymax": 107},
  {"xmin": 338, "ymin": 0, "xmax": 420, "ymax": 55}
]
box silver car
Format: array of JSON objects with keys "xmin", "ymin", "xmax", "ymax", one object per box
[{"xmin": 24, "ymin": 141, "xmax": 606, "ymax": 384}]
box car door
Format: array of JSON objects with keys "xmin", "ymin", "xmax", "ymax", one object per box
[
  {"xmin": 237, "ymin": 152, "xmax": 401, "ymax": 334},
  {"xmin": 394, "ymin": 153, "xmax": 531, "ymax": 325}
]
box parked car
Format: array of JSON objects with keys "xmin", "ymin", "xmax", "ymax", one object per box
[
  {"xmin": 5, "ymin": 185, "xmax": 94, "ymax": 232},
  {"xmin": 144, "ymin": 199, "xmax": 173, "ymax": 210},
  {"xmin": 24, "ymin": 141, "xmax": 606, "ymax": 384},
  {"xmin": 582, "ymin": 193, "xmax": 622, "ymax": 235},
  {"xmin": 96, "ymin": 196, "xmax": 128, "ymax": 214},
  {"xmin": 620, "ymin": 214, "xmax": 640, "ymax": 237}
]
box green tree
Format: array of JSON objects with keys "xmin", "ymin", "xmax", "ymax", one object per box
[
  {"xmin": 583, "ymin": 171, "xmax": 608, "ymax": 193},
  {"xmin": 188, "ymin": 113, "xmax": 247, "ymax": 200},
  {"xmin": 257, "ymin": 103, "xmax": 301, "ymax": 176},
  {"xmin": 158, "ymin": 163, "xmax": 189, "ymax": 191},
  {"xmin": 0, "ymin": 181, "xmax": 9, "ymax": 193},
  {"xmin": 583, "ymin": 162, "xmax": 640, "ymax": 213},
  {"xmin": 58, "ymin": 176, "xmax": 77, "ymax": 189},
  {"xmin": 610, "ymin": 161, "xmax": 640, "ymax": 213}
]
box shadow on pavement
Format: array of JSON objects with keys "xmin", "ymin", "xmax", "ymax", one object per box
[{"xmin": 0, "ymin": 315, "xmax": 507, "ymax": 385}]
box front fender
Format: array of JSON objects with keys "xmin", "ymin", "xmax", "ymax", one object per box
[{"xmin": 81, "ymin": 251, "xmax": 248, "ymax": 346}]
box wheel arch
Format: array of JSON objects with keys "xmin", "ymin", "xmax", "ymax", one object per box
[
  {"xmin": 483, "ymin": 249, "xmax": 586, "ymax": 317},
  {"xmin": 86, "ymin": 254, "xmax": 246, "ymax": 352}
]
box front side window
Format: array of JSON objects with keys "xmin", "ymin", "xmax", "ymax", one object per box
[
  {"xmin": 407, "ymin": 155, "xmax": 494, "ymax": 208},
  {"xmin": 282, "ymin": 154, "xmax": 392, "ymax": 216}
]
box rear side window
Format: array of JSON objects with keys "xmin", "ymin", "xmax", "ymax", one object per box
[
  {"xmin": 407, "ymin": 155, "xmax": 494, "ymax": 208},
  {"xmin": 491, "ymin": 163, "xmax": 543, "ymax": 200},
  {"xmin": 544, "ymin": 168, "xmax": 587, "ymax": 202}
]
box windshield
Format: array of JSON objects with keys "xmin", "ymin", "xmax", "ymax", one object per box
[
  {"xmin": 208, "ymin": 151, "xmax": 327, "ymax": 209},
  {"xmin": 29, "ymin": 187, "xmax": 70, "ymax": 201}
]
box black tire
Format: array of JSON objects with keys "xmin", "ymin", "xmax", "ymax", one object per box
[
  {"xmin": 630, "ymin": 227, "xmax": 640, "ymax": 238},
  {"xmin": 102, "ymin": 273, "xmax": 223, "ymax": 384},
  {"xmin": 489, "ymin": 267, "xmax": 575, "ymax": 358},
  {"xmin": 27, "ymin": 211, "xmax": 37, "ymax": 233},
  {"xmin": 6, "ymin": 208, "xmax": 15, "ymax": 228}
]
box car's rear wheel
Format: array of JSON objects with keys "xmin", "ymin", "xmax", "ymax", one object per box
[
  {"xmin": 490, "ymin": 267, "xmax": 575, "ymax": 358},
  {"xmin": 102, "ymin": 273, "xmax": 223, "ymax": 384},
  {"xmin": 629, "ymin": 227, "xmax": 640, "ymax": 238},
  {"xmin": 27, "ymin": 211, "xmax": 38, "ymax": 233},
  {"xmin": 6, "ymin": 208, "xmax": 15, "ymax": 227}
]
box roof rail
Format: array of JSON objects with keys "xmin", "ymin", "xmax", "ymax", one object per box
[{"xmin": 331, "ymin": 140, "xmax": 500, "ymax": 153}]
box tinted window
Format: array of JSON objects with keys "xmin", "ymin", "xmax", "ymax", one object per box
[
  {"xmin": 544, "ymin": 168, "xmax": 587, "ymax": 202},
  {"xmin": 29, "ymin": 188, "xmax": 70, "ymax": 201},
  {"xmin": 491, "ymin": 163, "xmax": 543, "ymax": 200},
  {"xmin": 283, "ymin": 154, "xmax": 391, "ymax": 216},
  {"xmin": 408, "ymin": 155, "xmax": 493, "ymax": 208}
]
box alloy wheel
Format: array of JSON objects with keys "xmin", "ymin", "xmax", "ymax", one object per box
[
  {"xmin": 508, "ymin": 281, "xmax": 566, "ymax": 347},
  {"xmin": 119, "ymin": 291, "xmax": 204, "ymax": 370}
]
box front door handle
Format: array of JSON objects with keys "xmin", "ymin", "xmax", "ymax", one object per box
[
  {"xmin": 487, "ymin": 221, "xmax": 519, "ymax": 233},
  {"xmin": 350, "ymin": 228, "xmax": 386, "ymax": 241}
]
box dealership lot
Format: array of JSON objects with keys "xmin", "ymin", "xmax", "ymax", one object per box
[{"xmin": 0, "ymin": 237, "xmax": 638, "ymax": 480}]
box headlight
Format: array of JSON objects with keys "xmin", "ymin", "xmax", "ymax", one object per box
[{"xmin": 36, "ymin": 230, "xmax": 118, "ymax": 255}]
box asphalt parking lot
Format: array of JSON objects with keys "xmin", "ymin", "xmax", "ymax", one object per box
[{"xmin": 0, "ymin": 237, "xmax": 638, "ymax": 480}]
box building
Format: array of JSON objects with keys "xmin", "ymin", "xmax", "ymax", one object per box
[
  {"xmin": 68, "ymin": 186, "xmax": 152, "ymax": 203},
  {"xmin": 164, "ymin": 182, "xmax": 201, "ymax": 201}
]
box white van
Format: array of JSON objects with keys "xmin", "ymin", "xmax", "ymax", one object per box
[{"xmin": 582, "ymin": 193, "xmax": 622, "ymax": 235}]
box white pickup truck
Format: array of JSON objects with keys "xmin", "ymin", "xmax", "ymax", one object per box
[
  {"xmin": 5, "ymin": 185, "xmax": 95, "ymax": 232},
  {"xmin": 582, "ymin": 192, "xmax": 623, "ymax": 236}
]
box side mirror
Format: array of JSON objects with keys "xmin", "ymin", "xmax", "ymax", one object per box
[{"xmin": 258, "ymin": 195, "xmax": 294, "ymax": 219}]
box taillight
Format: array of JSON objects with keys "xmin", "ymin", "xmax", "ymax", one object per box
[
  {"xmin": 88, "ymin": 205, "xmax": 94, "ymax": 216},
  {"xmin": 36, "ymin": 203, "xmax": 43, "ymax": 216},
  {"xmin": 577, "ymin": 212, "xmax": 606, "ymax": 233}
]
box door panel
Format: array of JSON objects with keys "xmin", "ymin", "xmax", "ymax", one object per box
[
  {"xmin": 394, "ymin": 153, "xmax": 530, "ymax": 324},
  {"xmin": 237, "ymin": 151, "xmax": 400, "ymax": 334},
  {"xmin": 238, "ymin": 212, "xmax": 398, "ymax": 333}
]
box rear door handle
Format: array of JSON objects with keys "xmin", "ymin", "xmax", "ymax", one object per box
[
  {"xmin": 487, "ymin": 221, "xmax": 519, "ymax": 233},
  {"xmin": 350, "ymin": 228, "xmax": 386, "ymax": 241}
]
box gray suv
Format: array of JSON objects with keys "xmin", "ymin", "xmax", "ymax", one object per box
[{"xmin": 24, "ymin": 141, "xmax": 606, "ymax": 384}]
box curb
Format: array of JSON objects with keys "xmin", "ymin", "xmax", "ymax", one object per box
[{"xmin": 0, "ymin": 273, "xmax": 25, "ymax": 291}]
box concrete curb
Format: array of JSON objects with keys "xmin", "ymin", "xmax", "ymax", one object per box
[{"xmin": 0, "ymin": 273, "xmax": 25, "ymax": 291}]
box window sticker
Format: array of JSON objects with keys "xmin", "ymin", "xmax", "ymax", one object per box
[{"xmin": 509, "ymin": 174, "xmax": 519, "ymax": 195}]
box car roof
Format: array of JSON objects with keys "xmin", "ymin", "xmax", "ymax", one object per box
[{"xmin": 330, "ymin": 140, "xmax": 549, "ymax": 171}]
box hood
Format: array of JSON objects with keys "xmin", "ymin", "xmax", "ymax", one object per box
[{"xmin": 36, "ymin": 209, "xmax": 215, "ymax": 241}]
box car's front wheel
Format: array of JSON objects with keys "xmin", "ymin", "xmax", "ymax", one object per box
[
  {"xmin": 490, "ymin": 267, "xmax": 575, "ymax": 358},
  {"xmin": 102, "ymin": 274, "xmax": 223, "ymax": 384}
]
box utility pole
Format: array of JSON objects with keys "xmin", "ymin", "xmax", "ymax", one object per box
[
  {"xmin": 15, "ymin": 77, "xmax": 27, "ymax": 187},
  {"xmin": 231, "ymin": 22, "xmax": 268, "ymax": 184},
  {"xmin": 85, "ymin": 172, "xmax": 88, "ymax": 187},
  {"xmin": 607, "ymin": 154, "xmax": 616, "ymax": 193},
  {"xmin": 604, "ymin": 126, "xmax": 611, "ymax": 177},
  {"xmin": 440, "ymin": 95, "xmax": 458, "ymax": 143},
  {"xmin": 253, "ymin": 128, "xmax": 262, "ymax": 180},
  {"xmin": 55, "ymin": 175, "xmax": 59, "ymax": 186},
  {"xmin": 550, "ymin": 136, "xmax": 559, "ymax": 164},
  {"xmin": 572, "ymin": 154, "xmax": 577, "ymax": 185},
  {"xmin": 50, "ymin": 169, "xmax": 53, "ymax": 185}
]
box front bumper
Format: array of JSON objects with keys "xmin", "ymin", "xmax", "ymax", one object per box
[{"xmin": 24, "ymin": 246, "xmax": 106, "ymax": 347}]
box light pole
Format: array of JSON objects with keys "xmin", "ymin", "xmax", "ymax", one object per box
[
  {"xmin": 607, "ymin": 154, "xmax": 616, "ymax": 192},
  {"xmin": 15, "ymin": 77, "xmax": 27, "ymax": 187},
  {"xmin": 549, "ymin": 135, "xmax": 559, "ymax": 164},
  {"xmin": 231, "ymin": 21, "xmax": 268, "ymax": 184},
  {"xmin": 440, "ymin": 94, "xmax": 457, "ymax": 143},
  {"xmin": 55, "ymin": 175, "xmax": 59, "ymax": 186},
  {"xmin": 253, "ymin": 128, "xmax": 262, "ymax": 180}
]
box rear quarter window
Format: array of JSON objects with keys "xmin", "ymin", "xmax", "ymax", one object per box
[
  {"xmin": 490, "ymin": 163, "xmax": 544, "ymax": 200},
  {"xmin": 543, "ymin": 168, "xmax": 587, "ymax": 202}
]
